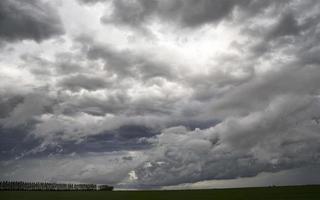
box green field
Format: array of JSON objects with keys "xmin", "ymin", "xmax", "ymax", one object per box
[{"xmin": 1, "ymin": 185, "xmax": 320, "ymax": 200}]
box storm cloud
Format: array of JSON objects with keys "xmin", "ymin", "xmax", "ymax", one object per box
[
  {"xmin": 0, "ymin": 0, "xmax": 64, "ymax": 44},
  {"xmin": 100, "ymin": 0, "xmax": 284, "ymax": 29},
  {"xmin": 1, "ymin": 0, "xmax": 320, "ymax": 189}
]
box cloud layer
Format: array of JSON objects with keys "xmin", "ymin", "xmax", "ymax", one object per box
[{"xmin": 1, "ymin": 0, "xmax": 320, "ymax": 189}]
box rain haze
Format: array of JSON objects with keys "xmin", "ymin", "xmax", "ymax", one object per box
[{"xmin": 1, "ymin": 0, "xmax": 320, "ymax": 189}]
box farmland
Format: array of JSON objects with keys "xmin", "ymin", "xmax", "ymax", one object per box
[{"xmin": 1, "ymin": 185, "xmax": 320, "ymax": 200}]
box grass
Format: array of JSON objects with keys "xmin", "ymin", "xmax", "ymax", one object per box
[{"xmin": 1, "ymin": 185, "xmax": 320, "ymax": 200}]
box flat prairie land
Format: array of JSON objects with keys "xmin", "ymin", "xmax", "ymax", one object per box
[{"xmin": 1, "ymin": 185, "xmax": 320, "ymax": 200}]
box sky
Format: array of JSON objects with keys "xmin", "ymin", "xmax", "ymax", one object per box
[{"xmin": 1, "ymin": 0, "xmax": 320, "ymax": 189}]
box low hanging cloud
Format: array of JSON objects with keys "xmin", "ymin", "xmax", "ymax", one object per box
[
  {"xmin": 0, "ymin": 151, "xmax": 147, "ymax": 185},
  {"xmin": 130, "ymin": 94, "xmax": 320, "ymax": 187}
]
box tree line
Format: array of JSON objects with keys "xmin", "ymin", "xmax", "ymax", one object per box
[{"xmin": 0, "ymin": 181, "xmax": 113, "ymax": 191}]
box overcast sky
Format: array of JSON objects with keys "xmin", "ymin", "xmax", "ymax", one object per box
[{"xmin": 1, "ymin": 0, "xmax": 320, "ymax": 189}]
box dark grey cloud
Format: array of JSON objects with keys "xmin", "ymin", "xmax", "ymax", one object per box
[
  {"xmin": 266, "ymin": 13, "xmax": 300, "ymax": 41},
  {"xmin": 77, "ymin": 0, "xmax": 108, "ymax": 5},
  {"xmin": 1, "ymin": 92, "xmax": 55, "ymax": 128},
  {"xmin": 101, "ymin": 0, "xmax": 158, "ymax": 28},
  {"xmin": 99, "ymin": 0, "xmax": 285, "ymax": 30},
  {"xmin": 78, "ymin": 36, "xmax": 176, "ymax": 80},
  {"xmin": 54, "ymin": 53, "xmax": 92, "ymax": 75},
  {"xmin": 0, "ymin": 95, "xmax": 23, "ymax": 118},
  {"xmin": 0, "ymin": 126, "xmax": 41, "ymax": 161},
  {"xmin": 0, "ymin": 0, "xmax": 64, "ymax": 43},
  {"xmin": 243, "ymin": 1, "xmax": 320, "ymax": 59},
  {"xmin": 58, "ymin": 74, "xmax": 109, "ymax": 92}
]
